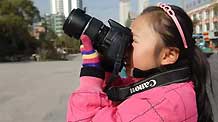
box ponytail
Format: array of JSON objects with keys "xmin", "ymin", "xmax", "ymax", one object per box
[{"xmin": 191, "ymin": 46, "xmax": 213, "ymax": 122}]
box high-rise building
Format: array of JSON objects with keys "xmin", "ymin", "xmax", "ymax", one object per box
[
  {"xmin": 63, "ymin": 0, "xmax": 72, "ymax": 18},
  {"xmin": 138, "ymin": 0, "xmax": 150, "ymax": 15},
  {"xmin": 51, "ymin": 0, "xmax": 64, "ymax": 14},
  {"xmin": 51, "ymin": 0, "xmax": 83, "ymax": 18},
  {"xmin": 49, "ymin": 0, "xmax": 83, "ymax": 36},
  {"xmin": 119, "ymin": 0, "xmax": 130, "ymax": 26}
]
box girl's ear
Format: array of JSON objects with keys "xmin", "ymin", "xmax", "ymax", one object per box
[{"xmin": 160, "ymin": 47, "xmax": 180, "ymax": 65}]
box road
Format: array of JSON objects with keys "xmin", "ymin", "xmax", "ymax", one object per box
[{"xmin": 0, "ymin": 53, "xmax": 217, "ymax": 122}]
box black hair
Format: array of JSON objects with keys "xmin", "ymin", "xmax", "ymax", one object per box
[{"xmin": 141, "ymin": 5, "xmax": 213, "ymax": 122}]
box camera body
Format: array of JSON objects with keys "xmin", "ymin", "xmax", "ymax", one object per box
[{"xmin": 63, "ymin": 8, "xmax": 132, "ymax": 69}]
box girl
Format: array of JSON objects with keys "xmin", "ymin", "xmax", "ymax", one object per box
[{"xmin": 66, "ymin": 3, "xmax": 213, "ymax": 122}]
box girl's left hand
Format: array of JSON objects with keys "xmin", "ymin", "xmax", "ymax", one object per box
[{"xmin": 80, "ymin": 35, "xmax": 101, "ymax": 68}]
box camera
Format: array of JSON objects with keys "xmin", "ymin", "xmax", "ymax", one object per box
[{"xmin": 63, "ymin": 8, "xmax": 132, "ymax": 70}]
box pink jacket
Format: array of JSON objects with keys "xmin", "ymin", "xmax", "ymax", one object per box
[{"xmin": 67, "ymin": 74, "xmax": 197, "ymax": 122}]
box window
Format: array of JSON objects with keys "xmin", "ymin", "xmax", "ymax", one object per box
[
  {"xmin": 206, "ymin": 23, "xmax": 210, "ymax": 31},
  {"xmin": 199, "ymin": 13, "xmax": 202, "ymax": 20},
  {"xmin": 214, "ymin": 22, "xmax": 218, "ymax": 30},
  {"xmin": 214, "ymin": 31, "xmax": 218, "ymax": 36},
  {"xmin": 214, "ymin": 6, "xmax": 218, "ymax": 16},
  {"xmin": 205, "ymin": 10, "xmax": 209, "ymax": 19},
  {"xmin": 192, "ymin": 14, "xmax": 196, "ymax": 20},
  {"xmin": 199, "ymin": 24, "xmax": 202, "ymax": 32}
]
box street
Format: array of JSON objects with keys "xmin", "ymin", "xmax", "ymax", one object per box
[{"xmin": 0, "ymin": 53, "xmax": 217, "ymax": 122}]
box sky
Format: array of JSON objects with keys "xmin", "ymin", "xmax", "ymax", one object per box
[{"xmin": 33, "ymin": 0, "xmax": 183, "ymax": 24}]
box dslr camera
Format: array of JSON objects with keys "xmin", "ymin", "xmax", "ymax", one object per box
[{"xmin": 63, "ymin": 8, "xmax": 132, "ymax": 71}]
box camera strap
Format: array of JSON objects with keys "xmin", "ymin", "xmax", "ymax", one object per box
[
  {"xmin": 105, "ymin": 66, "xmax": 191, "ymax": 101},
  {"xmin": 104, "ymin": 29, "xmax": 130, "ymax": 90}
]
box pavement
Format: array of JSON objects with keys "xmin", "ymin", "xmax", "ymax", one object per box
[
  {"xmin": 0, "ymin": 53, "xmax": 217, "ymax": 122},
  {"xmin": 0, "ymin": 54, "xmax": 81, "ymax": 122}
]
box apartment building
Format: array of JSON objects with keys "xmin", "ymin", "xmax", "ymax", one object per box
[{"xmin": 185, "ymin": 0, "xmax": 218, "ymax": 34}]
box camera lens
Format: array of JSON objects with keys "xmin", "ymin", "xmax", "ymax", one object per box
[
  {"xmin": 63, "ymin": 9, "xmax": 92, "ymax": 39},
  {"xmin": 63, "ymin": 8, "xmax": 111, "ymax": 54},
  {"xmin": 63, "ymin": 8, "xmax": 109, "ymax": 43}
]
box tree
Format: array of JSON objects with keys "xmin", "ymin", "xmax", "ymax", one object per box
[
  {"xmin": 55, "ymin": 34, "xmax": 80, "ymax": 54},
  {"xmin": 0, "ymin": 0, "xmax": 40, "ymax": 61},
  {"xmin": 0, "ymin": 0, "xmax": 40, "ymax": 25}
]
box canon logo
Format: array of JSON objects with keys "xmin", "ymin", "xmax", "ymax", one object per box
[{"xmin": 130, "ymin": 80, "xmax": 157, "ymax": 94}]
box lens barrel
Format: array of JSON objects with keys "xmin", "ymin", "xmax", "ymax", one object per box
[{"xmin": 63, "ymin": 9, "xmax": 91, "ymax": 39}]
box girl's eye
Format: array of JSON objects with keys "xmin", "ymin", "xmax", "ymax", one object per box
[{"xmin": 133, "ymin": 40, "xmax": 138, "ymax": 43}]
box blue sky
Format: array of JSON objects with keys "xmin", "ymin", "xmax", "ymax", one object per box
[{"xmin": 33, "ymin": 0, "xmax": 182, "ymax": 23}]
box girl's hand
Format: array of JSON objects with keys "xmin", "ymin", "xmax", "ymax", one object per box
[{"xmin": 80, "ymin": 35, "xmax": 100, "ymax": 68}]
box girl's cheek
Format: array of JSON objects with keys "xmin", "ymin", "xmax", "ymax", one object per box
[{"xmin": 132, "ymin": 51, "xmax": 136, "ymax": 67}]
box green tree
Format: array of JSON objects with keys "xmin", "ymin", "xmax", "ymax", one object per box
[
  {"xmin": 0, "ymin": 0, "xmax": 40, "ymax": 25},
  {"xmin": 0, "ymin": 0, "xmax": 40, "ymax": 61},
  {"xmin": 36, "ymin": 22, "xmax": 59, "ymax": 60},
  {"xmin": 55, "ymin": 34, "xmax": 80, "ymax": 54}
]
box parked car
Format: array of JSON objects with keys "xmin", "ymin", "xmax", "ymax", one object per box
[{"xmin": 193, "ymin": 35, "xmax": 214, "ymax": 57}]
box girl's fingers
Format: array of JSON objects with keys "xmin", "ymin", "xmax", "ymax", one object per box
[{"xmin": 80, "ymin": 35, "xmax": 93, "ymax": 51}]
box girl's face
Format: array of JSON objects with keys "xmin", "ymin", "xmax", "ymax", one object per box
[{"xmin": 130, "ymin": 15, "xmax": 164, "ymax": 71}]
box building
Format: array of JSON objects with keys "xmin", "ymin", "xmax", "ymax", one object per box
[
  {"xmin": 119, "ymin": 0, "xmax": 131, "ymax": 26},
  {"xmin": 49, "ymin": 0, "xmax": 83, "ymax": 36},
  {"xmin": 63, "ymin": 0, "xmax": 83, "ymax": 18},
  {"xmin": 45, "ymin": 13, "xmax": 65, "ymax": 36},
  {"xmin": 184, "ymin": 0, "xmax": 218, "ymax": 34},
  {"xmin": 138, "ymin": 0, "xmax": 150, "ymax": 15},
  {"xmin": 51, "ymin": 0, "xmax": 83, "ymax": 18},
  {"xmin": 51, "ymin": 0, "xmax": 64, "ymax": 14},
  {"xmin": 63, "ymin": 0, "xmax": 72, "ymax": 18}
]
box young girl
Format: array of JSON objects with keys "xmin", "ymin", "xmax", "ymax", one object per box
[{"xmin": 66, "ymin": 3, "xmax": 213, "ymax": 122}]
